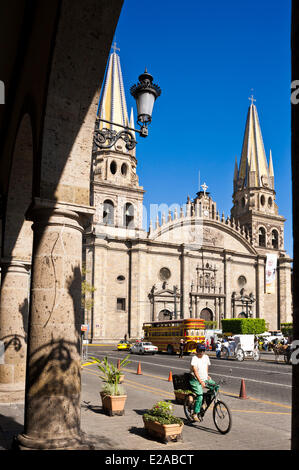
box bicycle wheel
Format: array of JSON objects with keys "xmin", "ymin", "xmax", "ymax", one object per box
[
  {"xmin": 183, "ymin": 394, "xmax": 195, "ymax": 422},
  {"xmin": 213, "ymin": 400, "xmax": 232, "ymax": 434}
]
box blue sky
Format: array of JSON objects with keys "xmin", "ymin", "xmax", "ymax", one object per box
[{"xmin": 111, "ymin": 0, "xmax": 292, "ymax": 257}]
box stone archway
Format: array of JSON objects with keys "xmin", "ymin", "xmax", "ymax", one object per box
[
  {"xmin": 0, "ymin": 113, "xmax": 33, "ymax": 388},
  {"xmin": 158, "ymin": 309, "xmax": 172, "ymax": 321},
  {"xmin": 200, "ymin": 308, "xmax": 213, "ymax": 322},
  {"xmin": 238, "ymin": 312, "xmax": 247, "ymax": 318},
  {"xmin": 0, "ymin": 0, "xmax": 124, "ymax": 450}
]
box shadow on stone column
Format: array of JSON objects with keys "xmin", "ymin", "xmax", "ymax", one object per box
[
  {"xmin": 0, "ymin": 261, "xmax": 30, "ymax": 395},
  {"xmin": 14, "ymin": 206, "xmax": 95, "ymax": 450}
]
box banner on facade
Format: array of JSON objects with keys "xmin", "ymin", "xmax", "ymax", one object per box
[{"xmin": 266, "ymin": 253, "xmax": 277, "ymax": 294}]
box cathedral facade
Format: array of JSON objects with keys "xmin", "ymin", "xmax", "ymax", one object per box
[{"xmin": 83, "ymin": 50, "xmax": 293, "ymax": 342}]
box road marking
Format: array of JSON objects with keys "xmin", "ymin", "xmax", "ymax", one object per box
[
  {"xmin": 125, "ymin": 379, "xmax": 174, "ymax": 398},
  {"xmin": 82, "ymin": 369, "xmax": 290, "ymax": 416},
  {"xmin": 231, "ymin": 409, "xmax": 291, "ymax": 415},
  {"xmin": 211, "ymin": 371, "xmax": 291, "ymax": 388},
  {"xmin": 82, "ymin": 367, "xmax": 291, "ymax": 411},
  {"xmin": 86, "ymin": 352, "xmax": 292, "ymax": 388},
  {"xmin": 82, "ymin": 368, "xmax": 174, "ymax": 398},
  {"xmin": 209, "ymin": 360, "xmax": 292, "ymax": 376}
]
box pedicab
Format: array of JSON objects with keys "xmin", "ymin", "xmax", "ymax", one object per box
[{"xmin": 221, "ymin": 334, "xmax": 260, "ymax": 361}]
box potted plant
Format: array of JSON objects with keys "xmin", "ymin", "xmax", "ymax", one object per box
[
  {"xmin": 92, "ymin": 355, "xmax": 131, "ymax": 416},
  {"xmin": 174, "ymin": 388, "xmax": 193, "ymax": 405},
  {"xmin": 143, "ymin": 400, "xmax": 184, "ymax": 443}
]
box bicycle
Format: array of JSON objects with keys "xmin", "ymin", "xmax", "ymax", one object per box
[{"xmin": 183, "ymin": 381, "xmax": 232, "ymax": 434}]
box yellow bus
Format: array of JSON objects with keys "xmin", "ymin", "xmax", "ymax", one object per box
[{"xmin": 142, "ymin": 318, "xmax": 205, "ymax": 355}]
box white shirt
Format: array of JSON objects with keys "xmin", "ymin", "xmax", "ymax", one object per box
[{"xmin": 190, "ymin": 354, "xmax": 211, "ymax": 381}]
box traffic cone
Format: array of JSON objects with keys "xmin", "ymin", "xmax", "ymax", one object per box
[
  {"xmin": 168, "ymin": 370, "xmax": 173, "ymax": 382},
  {"xmin": 117, "ymin": 359, "xmax": 120, "ymax": 370},
  {"xmin": 239, "ymin": 379, "xmax": 248, "ymax": 399},
  {"xmin": 137, "ymin": 362, "xmax": 142, "ymax": 375}
]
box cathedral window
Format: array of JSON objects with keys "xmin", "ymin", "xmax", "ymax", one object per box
[
  {"xmin": 103, "ymin": 200, "xmax": 114, "ymax": 225},
  {"xmin": 110, "ymin": 160, "xmax": 117, "ymax": 175},
  {"xmin": 271, "ymin": 229, "xmax": 279, "ymax": 249},
  {"xmin": 121, "ymin": 163, "xmax": 128, "ymax": 176},
  {"xmin": 261, "ymin": 195, "xmax": 265, "ymax": 206},
  {"xmin": 117, "ymin": 298, "xmax": 126, "ymax": 311},
  {"xmin": 238, "ymin": 275, "xmax": 247, "ymax": 287},
  {"xmin": 268, "ymin": 197, "xmax": 273, "ymax": 208},
  {"xmin": 117, "ymin": 275, "xmax": 125, "ymax": 283},
  {"xmin": 159, "ymin": 267, "xmax": 171, "ymax": 281},
  {"xmin": 258, "ymin": 227, "xmax": 266, "ymax": 247},
  {"xmin": 124, "ymin": 203, "xmax": 134, "ymax": 228}
]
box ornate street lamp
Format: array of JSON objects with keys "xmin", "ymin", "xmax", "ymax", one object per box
[{"xmin": 94, "ymin": 69, "xmax": 161, "ymax": 150}]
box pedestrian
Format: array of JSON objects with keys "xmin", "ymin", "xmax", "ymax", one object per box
[
  {"xmin": 124, "ymin": 333, "xmax": 127, "ymax": 342},
  {"xmin": 215, "ymin": 340, "xmax": 221, "ymax": 359},
  {"xmin": 206, "ymin": 339, "xmax": 210, "ymax": 351},
  {"xmin": 179, "ymin": 338, "xmax": 185, "ymax": 358},
  {"xmin": 222, "ymin": 337, "xmax": 230, "ymax": 357},
  {"xmin": 188, "ymin": 343, "xmax": 217, "ymax": 421}
]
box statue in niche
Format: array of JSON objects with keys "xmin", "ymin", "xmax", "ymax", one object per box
[
  {"xmin": 93, "ymin": 157, "xmax": 104, "ymax": 180},
  {"xmin": 131, "ymin": 163, "xmax": 139, "ymax": 185},
  {"xmin": 150, "ymin": 284, "xmax": 156, "ymax": 295}
]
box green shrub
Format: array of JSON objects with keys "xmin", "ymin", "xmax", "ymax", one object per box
[
  {"xmin": 204, "ymin": 321, "xmax": 217, "ymax": 330},
  {"xmin": 221, "ymin": 318, "xmax": 266, "ymax": 335},
  {"xmin": 281, "ymin": 323, "xmax": 293, "ymax": 337},
  {"xmin": 143, "ymin": 400, "xmax": 183, "ymax": 426},
  {"xmin": 91, "ymin": 355, "xmax": 131, "ymax": 396}
]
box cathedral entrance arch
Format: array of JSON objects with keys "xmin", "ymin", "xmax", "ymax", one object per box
[
  {"xmin": 238, "ymin": 312, "xmax": 247, "ymax": 318},
  {"xmin": 200, "ymin": 308, "xmax": 213, "ymax": 322},
  {"xmin": 158, "ymin": 309, "xmax": 172, "ymax": 321}
]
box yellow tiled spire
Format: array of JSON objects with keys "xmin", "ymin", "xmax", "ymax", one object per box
[
  {"xmin": 97, "ymin": 43, "xmax": 129, "ymax": 132},
  {"xmin": 237, "ymin": 99, "xmax": 271, "ymax": 189}
]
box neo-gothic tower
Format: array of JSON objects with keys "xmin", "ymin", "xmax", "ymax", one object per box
[
  {"xmin": 91, "ymin": 48, "xmax": 145, "ymax": 237},
  {"xmin": 231, "ymin": 100, "xmax": 286, "ymax": 254}
]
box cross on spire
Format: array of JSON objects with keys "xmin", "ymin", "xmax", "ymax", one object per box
[
  {"xmin": 112, "ymin": 41, "xmax": 120, "ymax": 54},
  {"xmin": 201, "ymin": 182, "xmax": 208, "ymax": 195},
  {"xmin": 249, "ymin": 93, "xmax": 256, "ymax": 106}
]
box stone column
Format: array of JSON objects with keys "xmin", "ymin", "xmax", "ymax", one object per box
[
  {"xmin": 223, "ymin": 252, "xmax": 232, "ymax": 318},
  {"xmin": 129, "ymin": 241, "xmax": 141, "ymax": 338},
  {"xmin": 0, "ymin": 260, "xmax": 30, "ymax": 389},
  {"xmin": 255, "ymin": 256, "xmax": 265, "ymax": 319},
  {"xmin": 278, "ymin": 257, "xmax": 292, "ymax": 325},
  {"xmin": 16, "ymin": 206, "xmax": 92, "ymax": 450}
]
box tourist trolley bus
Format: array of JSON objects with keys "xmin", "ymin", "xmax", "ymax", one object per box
[{"xmin": 142, "ymin": 318, "xmax": 205, "ymax": 355}]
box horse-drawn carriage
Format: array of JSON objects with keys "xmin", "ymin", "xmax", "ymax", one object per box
[
  {"xmin": 222, "ymin": 334, "xmax": 260, "ymax": 361},
  {"xmin": 271, "ymin": 343, "xmax": 292, "ymax": 364}
]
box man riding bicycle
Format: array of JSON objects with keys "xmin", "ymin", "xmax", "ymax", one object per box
[{"xmin": 189, "ymin": 343, "xmax": 218, "ymax": 421}]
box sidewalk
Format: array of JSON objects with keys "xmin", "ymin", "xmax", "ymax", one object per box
[{"xmin": 0, "ymin": 358, "xmax": 291, "ymax": 451}]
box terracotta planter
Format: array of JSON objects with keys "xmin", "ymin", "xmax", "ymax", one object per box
[
  {"xmin": 143, "ymin": 416, "xmax": 183, "ymax": 443},
  {"xmin": 100, "ymin": 392, "xmax": 127, "ymax": 416},
  {"xmin": 174, "ymin": 390, "xmax": 189, "ymax": 405}
]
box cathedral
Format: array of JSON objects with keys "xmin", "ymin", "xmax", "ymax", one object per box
[{"xmin": 83, "ymin": 49, "xmax": 293, "ymax": 342}]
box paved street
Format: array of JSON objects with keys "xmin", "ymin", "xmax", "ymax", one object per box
[
  {"xmin": 0, "ymin": 345, "xmax": 292, "ymax": 451},
  {"xmin": 89, "ymin": 345, "xmax": 292, "ymax": 405}
]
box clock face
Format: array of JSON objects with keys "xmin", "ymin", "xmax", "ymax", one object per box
[{"xmin": 204, "ymin": 210, "xmax": 209, "ymax": 217}]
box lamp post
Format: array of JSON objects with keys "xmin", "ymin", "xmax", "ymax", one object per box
[{"xmin": 94, "ymin": 69, "xmax": 161, "ymax": 150}]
